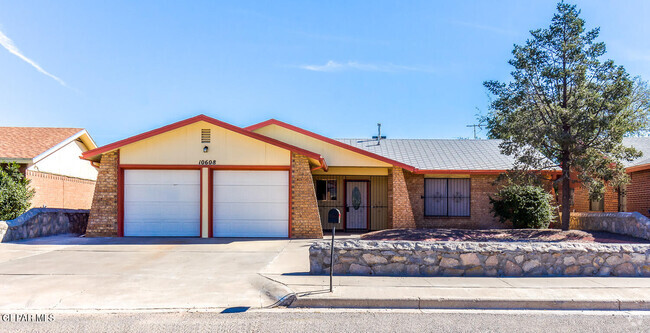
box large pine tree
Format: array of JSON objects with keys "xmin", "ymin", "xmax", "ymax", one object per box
[{"xmin": 484, "ymin": 2, "xmax": 649, "ymax": 230}]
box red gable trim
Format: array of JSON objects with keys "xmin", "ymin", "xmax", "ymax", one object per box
[
  {"xmin": 81, "ymin": 115, "xmax": 326, "ymax": 169},
  {"xmin": 245, "ymin": 119, "xmax": 417, "ymax": 172}
]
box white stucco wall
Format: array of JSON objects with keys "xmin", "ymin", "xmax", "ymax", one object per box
[{"xmin": 28, "ymin": 140, "xmax": 98, "ymax": 180}]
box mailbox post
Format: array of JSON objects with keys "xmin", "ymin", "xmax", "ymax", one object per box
[{"xmin": 327, "ymin": 208, "xmax": 341, "ymax": 293}]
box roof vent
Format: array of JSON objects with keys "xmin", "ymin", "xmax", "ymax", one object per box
[{"xmin": 201, "ymin": 129, "xmax": 211, "ymax": 143}]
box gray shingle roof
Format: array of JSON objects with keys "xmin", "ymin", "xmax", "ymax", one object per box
[
  {"xmin": 336, "ymin": 137, "xmax": 650, "ymax": 171},
  {"xmin": 622, "ymin": 137, "xmax": 650, "ymax": 168},
  {"xmin": 336, "ymin": 139, "xmax": 518, "ymax": 171}
]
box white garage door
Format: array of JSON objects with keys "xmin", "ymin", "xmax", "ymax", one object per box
[
  {"xmin": 213, "ymin": 170, "xmax": 289, "ymax": 237},
  {"xmin": 124, "ymin": 169, "xmax": 201, "ymax": 237}
]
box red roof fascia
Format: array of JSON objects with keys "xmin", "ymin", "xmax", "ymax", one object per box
[
  {"xmin": 82, "ymin": 115, "xmax": 325, "ymax": 165},
  {"xmin": 245, "ymin": 119, "xmax": 417, "ymax": 172}
]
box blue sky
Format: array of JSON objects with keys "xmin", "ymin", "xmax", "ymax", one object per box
[{"xmin": 0, "ymin": 1, "xmax": 648, "ymax": 146}]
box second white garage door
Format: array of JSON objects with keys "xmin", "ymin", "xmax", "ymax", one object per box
[{"xmin": 213, "ymin": 170, "xmax": 289, "ymax": 237}]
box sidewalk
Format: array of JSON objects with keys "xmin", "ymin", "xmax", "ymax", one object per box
[{"xmin": 260, "ymin": 238, "xmax": 650, "ymax": 310}]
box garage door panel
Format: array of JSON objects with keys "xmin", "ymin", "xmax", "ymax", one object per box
[
  {"xmin": 213, "ymin": 170, "xmax": 288, "ymax": 186},
  {"xmin": 213, "ymin": 202, "xmax": 288, "ymax": 220},
  {"xmin": 214, "ymin": 220, "xmax": 287, "ymax": 238},
  {"xmin": 213, "ymin": 185, "xmax": 288, "ymax": 203},
  {"xmin": 213, "ymin": 170, "xmax": 289, "ymax": 238},
  {"xmin": 125, "ymin": 170, "xmax": 199, "ymax": 185},
  {"xmin": 125, "ymin": 185, "xmax": 200, "ymax": 202},
  {"xmin": 124, "ymin": 169, "xmax": 200, "ymax": 237}
]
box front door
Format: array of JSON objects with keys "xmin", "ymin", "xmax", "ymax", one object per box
[{"xmin": 345, "ymin": 181, "xmax": 368, "ymax": 230}]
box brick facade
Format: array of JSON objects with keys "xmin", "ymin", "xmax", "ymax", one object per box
[
  {"xmin": 402, "ymin": 172, "xmax": 503, "ymax": 229},
  {"xmin": 627, "ymin": 169, "xmax": 650, "ymax": 217},
  {"xmin": 387, "ymin": 167, "xmax": 416, "ymax": 228},
  {"xmin": 85, "ymin": 151, "xmax": 119, "ymax": 237},
  {"xmin": 26, "ymin": 171, "xmax": 95, "ymax": 209},
  {"xmin": 569, "ymin": 182, "xmax": 619, "ymax": 213},
  {"xmin": 290, "ymin": 153, "xmax": 323, "ymax": 238}
]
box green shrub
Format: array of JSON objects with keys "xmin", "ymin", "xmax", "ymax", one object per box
[
  {"xmin": 490, "ymin": 184, "xmax": 555, "ymax": 229},
  {"xmin": 0, "ymin": 163, "xmax": 34, "ymax": 220}
]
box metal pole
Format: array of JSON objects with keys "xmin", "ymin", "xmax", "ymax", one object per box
[{"xmin": 330, "ymin": 227, "xmax": 335, "ymax": 293}]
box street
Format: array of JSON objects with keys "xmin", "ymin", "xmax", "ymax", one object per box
[{"xmin": 2, "ymin": 309, "xmax": 648, "ymax": 333}]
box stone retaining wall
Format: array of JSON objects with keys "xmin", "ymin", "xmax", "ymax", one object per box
[
  {"xmin": 310, "ymin": 240, "xmax": 650, "ymax": 277},
  {"xmin": 570, "ymin": 212, "xmax": 650, "ymax": 240},
  {"xmin": 0, "ymin": 208, "xmax": 89, "ymax": 242}
]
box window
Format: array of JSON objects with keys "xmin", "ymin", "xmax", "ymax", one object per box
[
  {"xmin": 424, "ymin": 178, "xmax": 470, "ymax": 217},
  {"xmin": 316, "ymin": 180, "xmax": 337, "ymax": 201},
  {"xmin": 589, "ymin": 196, "xmax": 604, "ymax": 212}
]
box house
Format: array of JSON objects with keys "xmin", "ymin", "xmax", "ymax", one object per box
[
  {"xmin": 83, "ymin": 114, "xmax": 558, "ymax": 238},
  {"xmin": 570, "ymin": 137, "xmax": 650, "ymax": 217},
  {"xmin": 0, "ymin": 127, "xmax": 98, "ymax": 209}
]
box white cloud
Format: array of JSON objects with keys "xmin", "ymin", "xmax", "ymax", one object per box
[
  {"xmin": 299, "ymin": 61, "xmax": 435, "ymax": 73},
  {"xmin": 0, "ymin": 28, "xmax": 67, "ymax": 87}
]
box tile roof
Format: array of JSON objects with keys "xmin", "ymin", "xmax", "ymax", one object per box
[
  {"xmin": 0, "ymin": 127, "xmax": 84, "ymax": 159},
  {"xmin": 336, "ymin": 138, "xmax": 519, "ymax": 171},
  {"xmin": 622, "ymin": 137, "xmax": 650, "ymax": 167}
]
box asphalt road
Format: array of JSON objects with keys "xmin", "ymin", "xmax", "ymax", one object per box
[{"xmin": 2, "ymin": 309, "xmax": 649, "ymax": 333}]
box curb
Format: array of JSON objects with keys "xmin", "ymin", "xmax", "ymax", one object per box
[
  {"xmin": 253, "ymin": 274, "xmax": 297, "ymax": 308},
  {"xmin": 290, "ymin": 297, "xmax": 650, "ymax": 311}
]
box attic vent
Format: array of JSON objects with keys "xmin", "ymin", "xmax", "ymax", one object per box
[{"xmin": 201, "ymin": 129, "xmax": 211, "ymax": 143}]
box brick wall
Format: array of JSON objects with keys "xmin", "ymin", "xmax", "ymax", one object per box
[
  {"xmin": 388, "ymin": 167, "xmax": 416, "ymax": 229},
  {"xmin": 401, "ymin": 172, "xmax": 503, "ymax": 229},
  {"xmin": 26, "ymin": 171, "xmax": 95, "ymax": 209},
  {"xmin": 569, "ymin": 182, "xmax": 619, "ymax": 213},
  {"xmin": 627, "ymin": 169, "xmax": 650, "ymax": 217},
  {"xmin": 85, "ymin": 151, "xmax": 119, "ymax": 237},
  {"xmin": 290, "ymin": 153, "xmax": 323, "ymax": 238}
]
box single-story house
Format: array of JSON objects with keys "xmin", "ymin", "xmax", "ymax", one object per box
[
  {"xmin": 570, "ymin": 137, "xmax": 650, "ymax": 217},
  {"xmin": 0, "ymin": 127, "xmax": 98, "ymax": 209},
  {"xmin": 81, "ymin": 115, "xmax": 648, "ymax": 238}
]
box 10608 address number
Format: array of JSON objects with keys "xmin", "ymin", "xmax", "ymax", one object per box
[{"xmin": 198, "ymin": 160, "xmax": 217, "ymax": 165}]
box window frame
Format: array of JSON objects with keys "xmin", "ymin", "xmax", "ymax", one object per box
[{"xmin": 423, "ymin": 178, "xmax": 471, "ymax": 217}]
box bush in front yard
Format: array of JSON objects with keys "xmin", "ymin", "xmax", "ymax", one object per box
[
  {"xmin": 0, "ymin": 163, "xmax": 34, "ymax": 220},
  {"xmin": 490, "ymin": 184, "xmax": 555, "ymax": 229}
]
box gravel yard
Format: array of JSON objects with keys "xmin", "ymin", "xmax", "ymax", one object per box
[{"xmin": 360, "ymin": 228, "xmax": 650, "ymax": 244}]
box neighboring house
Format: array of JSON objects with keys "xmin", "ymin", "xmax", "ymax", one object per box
[
  {"xmin": 570, "ymin": 137, "xmax": 650, "ymax": 217},
  {"xmin": 82, "ymin": 115, "xmax": 555, "ymax": 239},
  {"xmin": 0, "ymin": 127, "xmax": 98, "ymax": 209}
]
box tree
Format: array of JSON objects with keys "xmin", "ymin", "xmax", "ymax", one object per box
[
  {"xmin": 0, "ymin": 163, "xmax": 34, "ymax": 220},
  {"xmin": 483, "ymin": 2, "xmax": 650, "ymax": 230}
]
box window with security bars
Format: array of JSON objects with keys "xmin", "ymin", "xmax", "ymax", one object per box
[
  {"xmin": 424, "ymin": 178, "xmax": 470, "ymax": 217},
  {"xmin": 201, "ymin": 129, "xmax": 211, "ymax": 143}
]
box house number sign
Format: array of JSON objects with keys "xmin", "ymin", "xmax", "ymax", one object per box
[{"xmin": 198, "ymin": 160, "xmax": 217, "ymax": 165}]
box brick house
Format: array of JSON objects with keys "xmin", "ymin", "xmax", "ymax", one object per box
[
  {"xmin": 83, "ymin": 115, "xmax": 561, "ymax": 239},
  {"xmin": 0, "ymin": 127, "xmax": 98, "ymax": 209},
  {"xmin": 569, "ymin": 137, "xmax": 650, "ymax": 218}
]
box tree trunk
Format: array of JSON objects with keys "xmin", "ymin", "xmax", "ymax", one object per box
[{"xmin": 561, "ymin": 160, "xmax": 571, "ymax": 231}]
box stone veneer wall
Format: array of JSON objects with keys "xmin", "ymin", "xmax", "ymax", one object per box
[
  {"xmin": 290, "ymin": 153, "xmax": 323, "ymax": 238},
  {"xmin": 570, "ymin": 212, "xmax": 650, "ymax": 240},
  {"xmin": 0, "ymin": 208, "xmax": 89, "ymax": 242},
  {"xmin": 85, "ymin": 151, "xmax": 119, "ymax": 237},
  {"xmin": 310, "ymin": 240, "xmax": 650, "ymax": 277}
]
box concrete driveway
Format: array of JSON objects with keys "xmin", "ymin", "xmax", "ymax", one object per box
[{"xmin": 0, "ymin": 234, "xmax": 311, "ymax": 311}]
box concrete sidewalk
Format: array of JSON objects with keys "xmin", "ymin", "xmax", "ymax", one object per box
[{"xmin": 260, "ymin": 238, "xmax": 650, "ymax": 310}]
